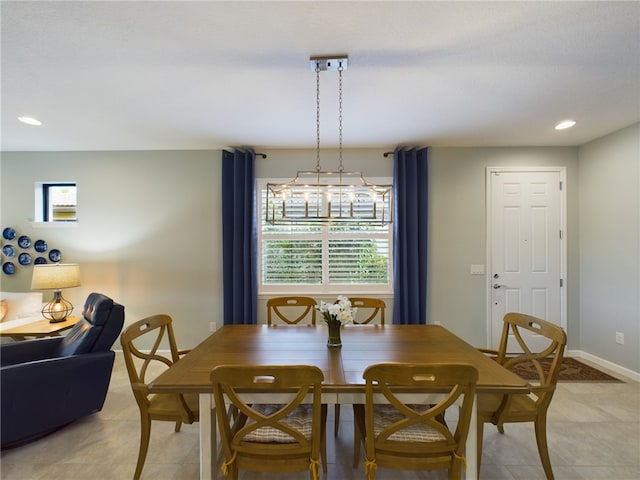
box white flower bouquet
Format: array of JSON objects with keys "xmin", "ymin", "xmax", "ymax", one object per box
[
  {"xmin": 317, "ymin": 296, "xmax": 357, "ymax": 347},
  {"xmin": 316, "ymin": 295, "xmax": 357, "ymax": 325}
]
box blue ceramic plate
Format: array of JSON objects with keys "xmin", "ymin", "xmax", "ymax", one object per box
[
  {"xmin": 2, "ymin": 244, "xmax": 16, "ymax": 257},
  {"xmin": 34, "ymin": 256, "xmax": 47, "ymax": 265},
  {"xmin": 49, "ymin": 249, "xmax": 62, "ymax": 262},
  {"xmin": 2, "ymin": 262, "xmax": 15, "ymax": 275},
  {"xmin": 2, "ymin": 227, "xmax": 16, "ymax": 241},
  {"xmin": 18, "ymin": 252, "xmax": 32, "ymax": 265},
  {"xmin": 17, "ymin": 235, "xmax": 31, "ymax": 249},
  {"xmin": 34, "ymin": 239, "xmax": 48, "ymax": 253}
]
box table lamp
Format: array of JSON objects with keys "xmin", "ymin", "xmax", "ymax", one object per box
[{"xmin": 31, "ymin": 263, "xmax": 81, "ymax": 323}]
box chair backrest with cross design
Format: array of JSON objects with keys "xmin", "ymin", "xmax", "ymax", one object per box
[
  {"xmin": 357, "ymin": 362, "xmax": 478, "ymax": 480},
  {"xmin": 211, "ymin": 364, "xmax": 326, "ymax": 480},
  {"xmin": 266, "ymin": 296, "xmax": 317, "ymax": 325}
]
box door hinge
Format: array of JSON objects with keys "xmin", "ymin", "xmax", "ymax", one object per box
[
  {"xmin": 560, "ymin": 279, "xmax": 564, "ymax": 287},
  {"xmin": 560, "ymin": 229, "xmax": 563, "ymax": 239},
  {"xmin": 560, "ymin": 181, "xmax": 563, "ymax": 190}
]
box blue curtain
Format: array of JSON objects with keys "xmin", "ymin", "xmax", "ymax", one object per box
[
  {"xmin": 393, "ymin": 147, "xmax": 429, "ymax": 324},
  {"xmin": 221, "ymin": 149, "xmax": 257, "ymax": 325}
]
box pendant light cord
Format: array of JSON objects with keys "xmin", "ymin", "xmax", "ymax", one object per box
[
  {"xmin": 314, "ymin": 58, "xmax": 344, "ymax": 173},
  {"xmin": 315, "ymin": 61, "xmax": 322, "ymax": 173},
  {"xmin": 338, "ymin": 60, "xmax": 344, "ymax": 173}
]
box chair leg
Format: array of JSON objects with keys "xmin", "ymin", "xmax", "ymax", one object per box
[
  {"xmin": 174, "ymin": 420, "xmax": 182, "ymax": 432},
  {"xmin": 321, "ymin": 404, "xmax": 328, "ymax": 472},
  {"xmin": 534, "ymin": 415, "xmax": 555, "ymax": 480},
  {"xmin": 352, "ymin": 404, "xmax": 366, "ymax": 468},
  {"xmin": 353, "ymin": 419, "xmax": 361, "ymax": 468},
  {"xmin": 228, "ymin": 463, "xmax": 239, "ymax": 480},
  {"xmin": 320, "ymin": 437, "xmax": 327, "ymax": 473},
  {"xmin": 334, "ymin": 404, "xmax": 341, "ymax": 436},
  {"xmin": 134, "ymin": 414, "xmax": 152, "ymax": 480},
  {"xmin": 448, "ymin": 457, "xmax": 462, "ymax": 480},
  {"xmin": 476, "ymin": 416, "xmax": 485, "ymax": 477}
]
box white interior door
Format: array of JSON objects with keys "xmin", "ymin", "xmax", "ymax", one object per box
[{"xmin": 487, "ymin": 168, "xmax": 566, "ymax": 351}]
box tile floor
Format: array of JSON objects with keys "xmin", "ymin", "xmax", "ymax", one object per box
[{"xmin": 1, "ymin": 354, "xmax": 638, "ymax": 480}]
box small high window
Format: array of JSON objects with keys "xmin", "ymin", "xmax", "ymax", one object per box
[{"xmin": 35, "ymin": 183, "xmax": 77, "ymax": 222}]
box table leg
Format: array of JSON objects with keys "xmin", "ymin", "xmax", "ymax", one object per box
[
  {"xmin": 465, "ymin": 395, "xmax": 478, "ymax": 480},
  {"xmin": 199, "ymin": 393, "xmax": 215, "ymax": 480}
]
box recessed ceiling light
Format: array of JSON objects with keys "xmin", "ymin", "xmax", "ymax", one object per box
[
  {"xmin": 18, "ymin": 116, "xmax": 43, "ymax": 126},
  {"xmin": 555, "ymin": 120, "xmax": 576, "ymax": 130}
]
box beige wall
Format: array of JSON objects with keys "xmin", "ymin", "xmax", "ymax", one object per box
[
  {"xmin": 0, "ymin": 150, "xmax": 222, "ymax": 347},
  {"xmin": 428, "ymin": 147, "xmax": 579, "ymax": 346},
  {"xmin": 579, "ymin": 123, "xmax": 640, "ymax": 372}
]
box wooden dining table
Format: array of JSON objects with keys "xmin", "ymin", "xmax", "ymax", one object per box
[{"xmin": 149, "ymin": 324, "xmax": 529, "ymax": 480}]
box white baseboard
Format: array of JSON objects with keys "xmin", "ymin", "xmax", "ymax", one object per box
[{"xmin": 566, "ymin": 349, "xmax": 640, "ymax": 382}]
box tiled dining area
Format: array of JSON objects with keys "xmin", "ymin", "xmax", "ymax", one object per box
[{"xmin": 0, "ymin": 353, "xmax": 638, "ymax": 480}]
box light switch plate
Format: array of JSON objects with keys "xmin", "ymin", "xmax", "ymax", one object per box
[{"xmin": 470, "ymin": 264, "xmax": 485, "ymax": 275}]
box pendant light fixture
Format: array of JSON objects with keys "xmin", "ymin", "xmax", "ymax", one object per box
[{"xmin": 265, "ymin": 55, "xmax": 393, "ymax": 225}]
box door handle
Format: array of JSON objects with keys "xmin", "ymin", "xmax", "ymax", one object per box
[{"xmin": 493, "ymin": 283, "xmax": 502, "ymax": 289}]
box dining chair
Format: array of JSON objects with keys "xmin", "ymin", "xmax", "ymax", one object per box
[
  {"xmin": 477, "ymin": 312, "xmax": 567, "ymax": 480},
  {"xmin": 211, "ymin": 364, "xmax": 326, "ymax": 480},
  {"xmin": 266, "ymin": 296, "xmax": 317, "ymax": 325},
  {"xmin": 349, "ymin": 297, "xmax": 386, "ymax": 325},
  {"xmin": 120, "ymin": 314, "xmax": 199, "ymax": 480},
  {"xmin": 334, "ymin": 297, "xmax": 386, "ymax": 440},
  {"xmin": 354, "ymin": 362, "xmax": 478, "ymax": 480}
]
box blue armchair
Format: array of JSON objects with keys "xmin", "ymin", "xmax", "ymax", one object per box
[{"xmin": 1, "ymin": 292, "xmax": 124, "ymax": 448}]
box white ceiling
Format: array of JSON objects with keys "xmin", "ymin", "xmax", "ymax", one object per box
[{"xmin": 2, "ymin": 1, "xmax": 639, "ymax": 152}]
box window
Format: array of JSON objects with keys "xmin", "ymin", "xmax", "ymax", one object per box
[
  {"xmin": 34, "ymin": 183, "xmax": 77, "ymax": 223},
  {"xmin": 257, "ymin": 178, "xmax": 393, "ymax": 295}
]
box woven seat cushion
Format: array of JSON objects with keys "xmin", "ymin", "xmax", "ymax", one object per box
[
  {"xmin": 243, "ymin": 404, "xmax": 313, "ymax": 443},
  {"xmin": 373, "ymin": 404, "xmax": 446, "ymax": 442}
]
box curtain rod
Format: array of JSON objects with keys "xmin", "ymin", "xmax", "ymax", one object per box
[
  {"xmin": 258, "ymin": 152, "xmax": 399, "ymax": 158},
  {"xmin": 225, "ymin": 149, "xmax": 267, "ymax": 158}
]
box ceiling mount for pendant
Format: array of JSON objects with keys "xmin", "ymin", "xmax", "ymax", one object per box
[
  {"xmin": 309, "ymin": 55, "xmax": 349, "ymax": 72},
  {"xmin": 265, "ymin": 53, "xmax": 392, "ymax": 226}
]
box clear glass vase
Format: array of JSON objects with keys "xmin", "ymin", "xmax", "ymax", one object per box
[{"xmin": 326, "ymin": 318, "xmax": 342, "ymax": 348}]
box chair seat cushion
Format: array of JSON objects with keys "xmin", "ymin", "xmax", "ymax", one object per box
[
  {"xmin": 372, "ymin": 404, "xmax": 446, "ymax": 442},
  {"xmin": 243, "ymin": 404, "xmax": 313, "ymax": 443}
]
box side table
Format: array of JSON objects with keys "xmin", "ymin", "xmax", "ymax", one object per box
[{"xmin": 0, "ymin": 316, "xmax": 80, "ymax": 341}]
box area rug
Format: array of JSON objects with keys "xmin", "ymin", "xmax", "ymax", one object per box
[{"xmin": 508, "ymin": 357, "xmax": 623, "ymax": 382}]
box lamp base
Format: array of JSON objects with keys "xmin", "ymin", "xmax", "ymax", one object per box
[
  {"xmin": 42, "ymin": 290, "xmax": 74, "ymax": 323},
  {"xmin": 48, "ymin": 317, "xmax": 69, "ymax": 324}
]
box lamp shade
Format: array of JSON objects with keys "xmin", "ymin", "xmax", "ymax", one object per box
[{"xmin": 31, "ymin": 264, "xmax": 81, "ymax": 290}]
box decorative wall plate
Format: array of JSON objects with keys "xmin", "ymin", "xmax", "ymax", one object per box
[
  {"xmin": 49, "ymin": 249, "xmax": 62, "ymax": 262},
  {"xmin": 34, "ymin": 256, "xmax": 48, "ymax": 265},
  {"xmin": 2, "ymin": 244, "xmax": 16, "ymax": 257},
  {"xmin": 34, "ymin": 239, "xmax": 48, "ymax": 252},
  {"xmin": 18, "ymin": 252, "xmax": 32, "ymax": 265},
  {"xmin": 2, "ymin": 228, "xmax": 16, "ymax": 241},
  {"xmin": 2, "ymin": 262, "xmax": 15, "ymax": 275},
  {"xmin": 18, "ymin": 235, "xmax": 31, "ymax": 249}
]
